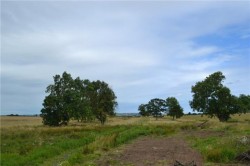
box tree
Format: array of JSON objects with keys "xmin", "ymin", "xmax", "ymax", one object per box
[
  {"xmin": 41, "ymin": 72, "xmax": 73, "ymax": 126},
  {"xmin": 41, "ymin": 72, "xmax": 117, "ymax": 126},
  {"xmin": 88, "ymin": 80, "xmax": 117, "ymax": 124},
  {"xmin": 138, "ymin": 104, "xmax": 150, "ymax": 116},
  {"xmin": 70, "ymin": 78, "xmax": 94, "ymax": 122},
  {"xmin": 238, "ymin": 94, "xmax": 250, "ymax": 113},
  {"xmin": 190, "ymin": 71, "xmax": 240, "ymax": 122},
  {"xmin": 147, "ymin": 98, "xmax": 167, "ymax": 120},
  {"xmin": 166, "ymin": 97, "xmax": 184, "ymax": 120}
]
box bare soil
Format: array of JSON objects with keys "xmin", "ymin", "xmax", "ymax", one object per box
[{"xmin": 98, "ymin": 136, "xmax": 203, "ymax": 166}]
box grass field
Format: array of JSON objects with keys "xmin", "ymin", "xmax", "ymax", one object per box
[
  {"xmin": 0, "ymin": 116, "xmax": 42, "ymax": 127},
  {"xmin": 1, "ymin": 114, "xmax": 250, "ymax": 166}
]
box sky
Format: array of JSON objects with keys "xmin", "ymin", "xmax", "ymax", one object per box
[{"xmin": 1, "ymin": 1, "xmax": 250, "ymax": 115}]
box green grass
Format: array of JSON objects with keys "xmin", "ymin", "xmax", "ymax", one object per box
[
  {"xmin": 0, "ymin": 124, "xmax": 176, "ymax": 166},
  {"xmin": 1, "ymin": 114, "xmax": 250, "ymax": 165},
  {"xmin": 190, "ymin": 136, "xmax": 241, "ymax": 163},
  {"xmin": 187, "ymin": 122, "xmax": 250, "ymax": 164}
]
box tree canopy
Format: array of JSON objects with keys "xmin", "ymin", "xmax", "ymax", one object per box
[
  {"xmin": 138, "ymin": 98, "xmax": 167, "ymax": 119},
  {"xmin": 166, "ymin": 97, "xmax": 184, "ymax": 120},
  {"xmin": 138, "ymin": 104, "xmax": 150, "ymax": 116},
  {"xmin": 138, "ymin": 97, "xmax": 183, "ymax": 120},
  {"xmin": 41, "ymin": 72, "xmax": 73, "ymax": 126},
  {"xmin": 41, "ymin": 72, "xmax": 117, "ymax": 126},
  {"xmin": 189, "ymin": 71, "xmax": 245, "ymax": 122},
  {"xmin": 88, "ymin": 80, "xmax": 117, "ymax": 124},
  {"xmin": 147, "ymin": 98, "xmax": 167, "ymax": 120},
  {"xmin": 238, "ymin": 94, "xmax": 250, "ymax": 113}
]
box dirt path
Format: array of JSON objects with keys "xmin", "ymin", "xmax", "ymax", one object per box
[{"xmin": 98, "ymin": 136, "xmax": 203, "ymax": 166}]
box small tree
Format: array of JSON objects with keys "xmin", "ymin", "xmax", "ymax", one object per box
[
  {"xmin": 138, "ymin": 104, "xmax": 150, "ymax": 116},
  {"xmin": 89, "ymin": 80, "xmax": 117, "ymax": 124},
  {"xmin": 166, "ymin": 97, "xmax": 184, "ymax": 120},
  {"xmin": 147, "ymin": 98, "xmax": 167, "ymax": 120},
  {"xmin": 190, "ymin": 71, "xmax": 240, "ymax": 122},
  {"xmin": 238, "ymin": 94, "xmax": 250, "ymax": 113}
]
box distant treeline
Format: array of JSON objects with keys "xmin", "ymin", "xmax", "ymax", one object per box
[
  {"xmin": 6, "ymin": 114, "xmax": 40, "ymax": 117},
  {"xmin": 5, "ymin": 112, "xmax": 205, "ymax": 117}
]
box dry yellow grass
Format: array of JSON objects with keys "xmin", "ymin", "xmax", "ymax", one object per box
[
  {"xmin": 0, "ymin": 116, "xmax": 43, "ymax": 128},
  {"xmin": 1, "ymin": 113, "xmax": 249, "ymax": 128}
]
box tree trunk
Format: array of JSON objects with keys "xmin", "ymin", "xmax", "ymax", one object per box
[{"xmin": 217, "ymin": 113, "xmax": 230, "ymax": 122}]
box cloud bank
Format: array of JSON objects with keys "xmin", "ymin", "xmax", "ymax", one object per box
[{"xmin": 1, "ymin": 1, "xmax": 250, "ymax": 115}]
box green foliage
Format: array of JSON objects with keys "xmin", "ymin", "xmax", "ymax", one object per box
[
  {"xmin": 138, "ymin": 104, "xmax": 150, "ymax": 116},
  {"xmin": 238, "ymin": 94, "xmax": 250, "ymax": 113},
  {"xmin": 147, "ymin": 98, "xmax": 167, "ymax": 119},
  {"xmin": 41, "ymin": 72, "xmax": 117, "ymax": 126},
  {"xmin": 88, "ymin": 80, "xmax": 117, "ymax": 124},
  {"xmin": 190, "ymin": 71, "xmax": 241, "ymax": 122},
  {"xmin": 70, "ymin": 78, "xmax": 95, "ymax": 122},
  {"xmin": 138, "ymin": 98, "xmax": 167, "ymax": 119},
  {"xmin": 41, "ymin": 72, "xmax": 73, "ymax": 126},
  {"xmin": 166, "ymin": 97, "xmax": 184, "ymax": 120},
  {"xmin": 138, "ymin": 97, "xmax": 184, "ymax": 120}
]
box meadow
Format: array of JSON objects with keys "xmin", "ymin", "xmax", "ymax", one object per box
[{"xmin": 0, "ymin": 114, "xmax": 250, "ymax": 166}]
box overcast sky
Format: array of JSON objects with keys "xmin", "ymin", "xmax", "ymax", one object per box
[{"xmin": 1, "ymin": 1, "xmax": 250, "ymax": 115}]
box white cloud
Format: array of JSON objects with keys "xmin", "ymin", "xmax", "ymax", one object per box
[{"xmin": 1, "ymin": 1, "xmax": 250, "ymax": 114}]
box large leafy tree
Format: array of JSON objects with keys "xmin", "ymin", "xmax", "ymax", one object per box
[
  {"xmin": 41, "ymin": 72, "xmax": 74, "ymax": 126},
  {"xmin": 166, "ymin": 97, "xmax": 184, "ymax": 120},
  {"xmin": 190, "ymin": 71, "xmax": 240, "ymax": 122},
  {"xmin": 41, "ymin": 72, "xmax": 117, "ymax": 126},
  {"xmin": 88, "ymin": 80, "xmax": 117, "ymax": 124},
  {"xmin": 147, "ymin": 98, "xmax": 167, "ymax": 120}
]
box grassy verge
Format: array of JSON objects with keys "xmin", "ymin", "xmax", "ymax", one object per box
[
  {"xmin": 1, "ymin": 124, "xmax": 176, "ymax": 166},
  {"xmin": 186, "ymin": 120, "xmax": 250, "ymax": 164}
]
